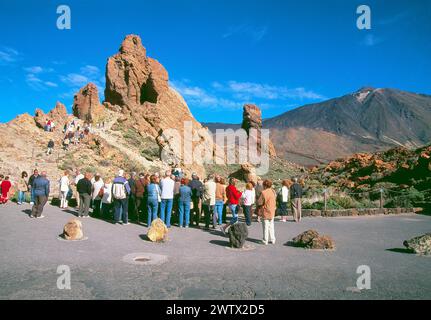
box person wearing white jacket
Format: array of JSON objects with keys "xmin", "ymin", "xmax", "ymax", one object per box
[
  {"xmin": 241, "ymin": 183, "xmax": 254, "ymax": 226},
  {"xmin": 59, "ymin": 170, "xmax": 70, "ymax": 209},
  {"xmin": 101, "ymin": 178, "xmax": 113, "ymax": 217}
]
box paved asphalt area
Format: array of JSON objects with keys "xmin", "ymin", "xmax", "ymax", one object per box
[{"xmin": 0, "ymin": 202, "xmax": 430, "ymax": 300}]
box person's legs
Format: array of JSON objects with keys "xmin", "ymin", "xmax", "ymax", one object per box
[
  {"xmin": 30, "ymin": 188, "xmax": 35, "ymax": 204},
  {"xmin": 243, "ymin": 205, "xmax": 251, "ymax": 226},
  {"xmin": 93, "ymin": 199, "xmax": 101, "ymax": 216},
  {"xmin": 18, "ymin": 191, "xmax": 24, "ymax": 204},
  {"xmin": 165, "ymin": 198, "xmax": 173, "ymax": 227},
  {"xmin": 192, "ymin": 197, "xmax": 201, "ymax": 226},
  {"xmin": 83, "ymin": 194, "xmax": 91, "ymax": 216},
  {"xmin": 291, "ymin": 199, "xmax": 298, "ymax": 222},
  {"xmin": 262, "ymin": 219, "xmax": 269, "ymax": 244},
  {"xmin": 79, "ymin": 194, "xmax": 85, "ymax": 216},
  {"xmin": 215, "ymin": 201, "xmax": 223, "ymax": 225},
  {"xmin": 72, "ymin": 186, "xmax": 80, "ymax": 208},
  {"xmin": 203, "ymin": 204, "xmax": 210, "ymax": 229},
  {"xmin": 229, "ymin": 204, "xmax": 238, "ymax": 224},
  {"xmin": 121, "ymin": 198, "xmax": 129, "ymax": 224},
  {"xmin": 297, "ymin": 198, "xmax": 302, "ymax": 221},
  {"xmin": 185, "ymin": 201, "xmax": 190, "ymax": 227},
  {"xmin": 38, "ymin": 196, "xmax": 48, "ymax": 217},
  {"xmin": 31, "ymin": 196, "xmax": 39, "ymax": 217},
  {"xmin": 269, "ymin": 219, "xmax": 276, "ymax": 244},
  {"xmin": 114, "ymin": 199, "xmax": 122, "ymax": 223},
  {"xmin": 160, "ymin": 199, "xmax": 167, "ymax": 222},
  {"xmin": 178, "ymin": 201, "xmax": 184, "ymax": 227},
  {"xmin": 147, "ymin": 200, "xmax": 153, "ymax": 227}
]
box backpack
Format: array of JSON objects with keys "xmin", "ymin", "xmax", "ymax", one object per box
[{"xmin": 112, "ymin": 182, "xmax": 127, "ymax": 200}]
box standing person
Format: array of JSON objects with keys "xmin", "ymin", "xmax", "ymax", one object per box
[
  {"xmin": 146, "ymin": 174, "xmax": 161, "ymax": 227},
  {"xmin": 127, "ymin": 172, "xmax": 137, "ymax": 220},
  {"xmin": 254, "ymin": 177, "xmax": 263, "ymax": 222},
  {"xmin": 76, "ymin": 172, "xmax": 92, "ymax": 218},
  {"xmin": 277, "ymin": 179, "xmax": 290, "ymax": 222},
  {"xmin": 0, "ymin": 176, "xmax": 12, "ymax": 204},
  {"xmin": 226, "ymin": 178, "xmax": 242, "ymax": 225},
  {"xmin": 134, "ymin": 173, "xmax": 147, "ymax": 222},
  {"xmin": 257, "ymin": 179, "xmax": 277, "ymax": 245},
  {"xmin": 63, "ymin": 137, "xmax": 70, "ymax": 151},
  {"xmin": 91, "ymin": 175, "xmax": 104, "ymax": 216},
  {"xmin": 214, "ymin": 176, "xmax": 226, "ymax": 226},
  {"xmin": 28, "ymin": 169, "xmax": 39, "ymax": 205},
  {"xmin": 178, "ymin": 178, "xmax": 192, "ymax": 228},
  {"xmin": 290, "ymin": 177, "xmax": 303, "ymax": 222},
  {"xmin": 46, "ymin": 139, "xmax": 55, "ymax": 155},
  {"xmin": 188, "ymin": 173, "xmax": 203, "ymax": 227},
  {"xmin": 101, "ymin": 178, "xmax": 113, "ymax": 217},
  {"xmin": 171, "ymin": 175, "xmax": 181, "ymax": 226},
  {"xmin": 112, "ymin": 170, "xmax": 131, "ymax": 225},
  {"xmin": 17, "ymin": 171, "xmax": 29, "ymax": 205},
  {"xmin": 30, "ymin": 172, "xmax": 50, "ymax": 218},
  {"xmin": 59, "ymin": 170, "xmax": 70, "ymax": 209},
  {"xmin": 159, "ymin": 170, "xmax": 175, "ymax": 228},
  {"xmin": 241, "ymin": 183, "xmax": 254, "ymax": 226},
  {"xmin": 0, "ymin": 174, "xmax": 3, "ymax": 196},
  {"xmin": 202, "ymin": 174, "xmax": 217, "ymax": 230},
  {"xmin": 72, "ymin": 169, "xmax": 84, "ymax": 208}
]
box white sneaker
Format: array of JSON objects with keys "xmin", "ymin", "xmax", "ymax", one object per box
[{"xmin": 38, "ymin": 215, "xmax": 45, "ymax": 219}]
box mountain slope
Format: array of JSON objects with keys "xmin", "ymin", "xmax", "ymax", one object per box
[{"xmin": 264, "ymin": 87, "xmax": 431, "ymax": 165}]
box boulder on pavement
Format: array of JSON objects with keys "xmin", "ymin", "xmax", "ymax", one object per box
[
  {"xmin": 292, "ymin": 229, "xmax": 335, "ymax": 250},
  {"xmin": 63, "ymin": 219, "xmax": 84, "ymax": 240},
  {"xmin": 403, "ymin": 233, "xmax": 431, "ymax": 255},
  {"xmin": 228, "ymin": 223, "xmax": 248, "ymax": 249},
  {"xmin": 147, "ymin": 218, "xmax": 168, "ymax": 242}
]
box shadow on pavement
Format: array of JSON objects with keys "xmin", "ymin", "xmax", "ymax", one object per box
[
  {"xmin": 21, "ymin": 209, "xmax": 31, "ymax": 216},
  {"xmin": 284, "ymin": 241, "xmax": 303, "ymax": 248},
  {"xmin": 386, "ymin": 248, "xmax": 415, "ymax": 254},
  {"xmin": 209, "ymin": 239, "xmax": 230, "ymax": 247}
]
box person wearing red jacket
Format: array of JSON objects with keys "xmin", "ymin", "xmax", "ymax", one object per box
[
  {"xmin": 225, "ymin": 178, "xmax": 242, "ymax": 224},
  {"xmin": 0, "ymin": 176, "xmax": 12, "ymax": 204}
]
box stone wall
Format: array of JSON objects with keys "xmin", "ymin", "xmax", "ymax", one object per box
[{"xmin": 298, "ymin": 207, "xmax": 419, "ymax": 218}]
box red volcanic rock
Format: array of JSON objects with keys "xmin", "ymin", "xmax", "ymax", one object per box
[
  {"xmin": 241, "ymin": 104, "xmax": 276, "ymax": 157},
  {"xmin": 73, "ymin": 83, "xmax": 105, "ymax": 123},
  {"xmin": 104, "ymin": 34, "xmax": 212, "ymax": 177},
  {"xmin": 34, "ymin": 101, "xmax": 69, "ymax": 129}
]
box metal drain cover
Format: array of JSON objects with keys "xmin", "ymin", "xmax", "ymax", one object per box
[{"xmin": 123, "ymin": 253, "xmax": 168, "ymax": 266}]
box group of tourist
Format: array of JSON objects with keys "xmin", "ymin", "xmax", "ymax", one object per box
[{"xmin": 0, "ymin": 167, "xmax": 303, "ymax": 245}]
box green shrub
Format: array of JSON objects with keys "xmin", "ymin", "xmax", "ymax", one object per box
[{"xmin": 384, "ymin": 187, "xmax": 425, "ymax": 208}]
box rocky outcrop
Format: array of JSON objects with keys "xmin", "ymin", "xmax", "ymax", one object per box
[
  {"xmin": 291, "ymin": 230, "xmax": 335, "ymax": 250},
  {"xmin": 241, "ymin": 104, "xmax": 276, "ymax": 157},
  {"xmin": 229, "ymin": 163, "xmax": 258, "ymax": 183},
  {"xmin": 147, "ymin": 218, "xmax": 168, "ymax": 242},
  {"xmin": 62, "ymin": 219, "xmax": 84, "ymax": 240},
  {"xmin": 34, "ymin": 101, "xmax": 69, "ymax": 129},
  {"xmin": 229, "ymin": 223, "xmax": 248, "ymax": 248},
  {"xmin": 104, "ymin": 34, "xmax": 212, "ymax": 177},
  {"xmin": 73, "ymin": 83, "xmax": 105, "ymax": 123},
  {"xmin": 403, "ymin": 234, "xmax": 431, "ymax": 255}
]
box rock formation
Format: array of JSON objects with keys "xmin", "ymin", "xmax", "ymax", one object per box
[
  {"xmin": 62, "ymin": 219, "xmax": 84, "ymax": 240},
  {"xmin": 34, "ymin": 101, "xmax": 69, "ymax": 129},
  {"xmin": 241, "ymin": 104, "xmax": 276, "ymax": 158},
  {"xmin": 147, "ymin": 218, "xmax": 169, "ymax": 242},
  {"xmin": 403, "ymin": 234, "xmax": 431, "ymax": 255},
  {"xmin": 229, "ymin": 163, "xmax": 258, "ymax": 183},
  {"xmin": 229, "ymin": 223, "xmax": 249, "ymax": 249},
  {"xmin": 291, "ymin": 230, "xmax": 335, "ymax": 250},
  {"xmin": 104, "ymin": 34, "xmax": 212, "ymax": 177},
  {"xmin": 72, "ymin": 83, "xmax": 105, "ymax": 123}
]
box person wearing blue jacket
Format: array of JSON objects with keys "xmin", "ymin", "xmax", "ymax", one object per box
[
  {"xmin": 31, "ymin": 171, "xmax": 50, "ymax": 218},
  {"xmin": 112, "ymin": 170, "xmax": 131, "ymax": 225},
  {"xmin": 146, "ymin": 174, "xmax": 161, "ymax": 227},
  {"xmin": 178, "ymin": 178, "xmax": 192, "ymax": 228}
]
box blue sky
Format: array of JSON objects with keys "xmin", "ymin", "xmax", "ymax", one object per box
[{"xmin": 0, "ymin": 0, "xmax": 430, "ymax": 123}]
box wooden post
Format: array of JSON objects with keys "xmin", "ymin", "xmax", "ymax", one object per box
[
  {"xmin": 324, "ymin": 188, "xmax": 328, "ymax": 211},
  {"xmin": 380, "ymin": 188, "xmax": 384, "ymax": 209}
]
